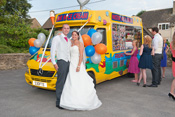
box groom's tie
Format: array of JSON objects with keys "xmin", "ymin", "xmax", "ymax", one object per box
[{"xmin": 64, "ymin": 37, "xmax": 68, "ymax": 42}]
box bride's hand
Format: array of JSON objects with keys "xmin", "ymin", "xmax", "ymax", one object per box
[{"xmin": 76, "ymin": 66, "xmax": 80, "ymax": 72}]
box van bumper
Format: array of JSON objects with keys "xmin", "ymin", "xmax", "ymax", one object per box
[{"xmin": 25, "ymin": 72, "xmax": 56, "ymax": 91}]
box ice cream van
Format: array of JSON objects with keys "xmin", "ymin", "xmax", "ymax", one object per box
[{"xmin": 25, "ymin": 9, "xmax": 143, "ymax": 90}]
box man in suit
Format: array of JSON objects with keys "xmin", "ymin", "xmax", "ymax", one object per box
[
  {"xmin": 51, "ymin": 24, "xmax": 71, "ymax": 109},
  {"xmin": 148, "ymin": 27, "xmax": 163, "ymax": 87}
]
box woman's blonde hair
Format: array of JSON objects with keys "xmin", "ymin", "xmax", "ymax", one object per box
[
  {"xmin": 144, "ymin": 35, "xmax": 152, "ymax": 48},
  {"xmin": 172, "ymin": 32, "xmax": 175, "ymax": 49},
  {"xmin": 133, "ymin": 39, "xmax": 139, "ymax": 48}
]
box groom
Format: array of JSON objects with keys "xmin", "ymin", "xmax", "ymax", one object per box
[{"xmin": 50, "ymin": 24, "xmax": 71, "ymax": 109}]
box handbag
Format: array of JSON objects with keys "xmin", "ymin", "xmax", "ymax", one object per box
[{"xmin": 171, "ymin": 54, "xmax": 175, "ymax": 62}]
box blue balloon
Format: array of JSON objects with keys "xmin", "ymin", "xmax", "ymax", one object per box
[
  {"xmin": 87, "ymin": 29, "xmax": 97, "ymax": 37},
  {"xmin": 29, "ymin": 46, "xmax": 40, "ymax": 55},
  {"xmin": 85, "ymin": 45, "xmax": 95, "ymax": 57}
]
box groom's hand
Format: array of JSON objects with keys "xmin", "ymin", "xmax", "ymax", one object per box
[{"xmin": 54, "ymin": 64, "xmax": 59, "ymax": 71}]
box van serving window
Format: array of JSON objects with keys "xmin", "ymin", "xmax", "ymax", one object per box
[{"xmin": 112, "ymin": 23, "xmax": 142, "ymax": 51}]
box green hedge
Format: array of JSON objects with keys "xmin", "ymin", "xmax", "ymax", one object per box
[
  {"xmin": 0, "ymin": 13, "xmax": 49, "ymax": 53},
  {"xmin": 0, "ymin": 44, "xmax": 14, "ymax": 54}
]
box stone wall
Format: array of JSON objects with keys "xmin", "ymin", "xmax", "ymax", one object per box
[
  {"xmin": 0, "ymin": 52, "xmax": 172, "ymax": 70},
  {"xmin": 0, "ymin": 53, "xmax": 31, "ymax": 70}
]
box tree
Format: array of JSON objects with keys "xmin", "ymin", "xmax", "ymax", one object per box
[
  {"xmin": 0, "ymin": 0, "xmax": 31, "ymax": 20},
  {"xmin": 0, "ymin": 0, "xmax": 49, "ymax": 53},
  {"xmin": 136, "ymin": 10, "xmax": 146, "ymax": 17}
]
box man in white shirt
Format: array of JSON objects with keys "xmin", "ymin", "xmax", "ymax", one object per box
[
  {"xmin": 148, "ymin": 27, "xmax": 163, "ymax": 87},
  {"xmin": 51, "ymin": 24, "xmax": 71, "ymax": 109}
]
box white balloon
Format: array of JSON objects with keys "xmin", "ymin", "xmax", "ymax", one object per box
[
  {"xmin": 77, "ymin": 0, "xmax": 90, "ymax": 7},
  {"xmin": 37, "ymin": 33, "xmax": 46, "ymax": 44},
  {"xmin": 91, "ymin": 32, "xmax": 102, "ymax": 45},
  {"xmin": 91, "ymin": 53, "xmax": 101, "ymax": 64},
  {"xmin": 34, "ymin": 39, "xmax": 43, "ymax": 47}
]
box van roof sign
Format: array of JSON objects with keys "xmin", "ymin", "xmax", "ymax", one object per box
[
  {"xmin": 56, "ymin": 12, "xmax": 89, "ymax": 22},
  {"xmin": 112, "ymin": 13, "xmax": 133, "ymax": 24}
]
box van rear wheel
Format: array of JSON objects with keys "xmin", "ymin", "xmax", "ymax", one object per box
[{"xmin": 88, "ymin": 72, "xmax": 96, "ymax": 88}]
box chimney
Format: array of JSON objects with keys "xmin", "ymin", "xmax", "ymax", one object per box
[{"xmin": 173, "ymin": 0, "xmax": 175, "ymax": 14}]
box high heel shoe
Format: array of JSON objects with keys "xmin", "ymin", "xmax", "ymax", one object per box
[
  {"xmin": 143, "ymin": 84, "xmax": 147, "ymax": 87},
  {"xmin": 137, "ymin": 82, "xmax": 140, "ymax": 86},
  {"xmin": 168, "ymin": 93, "xmax": 175, "ymax": 100}
]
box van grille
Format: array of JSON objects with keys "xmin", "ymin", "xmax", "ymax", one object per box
[
  {"xmin": 30, "ymin": 69, "xmax": 55, "ymax": 77},
  {"xmin": 31, "ymin": 78, "xmax": 51, "ymax": 83}
]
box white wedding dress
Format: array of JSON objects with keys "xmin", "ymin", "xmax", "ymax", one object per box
[{"xmin": 60, "ymin": 45, "xmax": 102, "ymax": 110}]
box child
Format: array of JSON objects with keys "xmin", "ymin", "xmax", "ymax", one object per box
[
  {"xmin": 124, "ymin": 40, "xmax": 140, "ymax": 83},
  {"xmin": 137, "ymin": 35, "xmax": 154, "ymax": 87}
]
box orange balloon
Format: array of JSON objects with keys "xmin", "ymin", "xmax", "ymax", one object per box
[
  {"xmin": 28, "ymin": 38, "xmax": 36, "ymax": 46},
  {"xmin": 82, "ymin": 34, "xmax": 92, "ymax": 47},
  {"xmin": 95, "ymin": 43, "xmax": 107, "ymax": 54}
]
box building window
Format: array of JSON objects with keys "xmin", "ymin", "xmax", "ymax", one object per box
[
  {"xmin": 159, "ymin": 25, "xmax": 162, "ymax": 30},
  {"xmin": 158, "ymin": 23, "xmax": 169, "ymax": 30}
]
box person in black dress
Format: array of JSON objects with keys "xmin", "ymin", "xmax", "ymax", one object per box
[{"xmin": 137, "ymin": 35, "xmax": 154, "ymax": 87}]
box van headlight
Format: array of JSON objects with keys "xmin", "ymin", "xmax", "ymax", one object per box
[{"xmin": 54, "ymin": 73, "xmax": 57, "ymax": 77}]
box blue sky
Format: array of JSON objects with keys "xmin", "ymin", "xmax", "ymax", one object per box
[{"xmin": 28, "ymin": 0, "xmax": 173, "ymax": 26}]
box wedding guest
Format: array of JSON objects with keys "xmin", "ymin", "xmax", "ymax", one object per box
[
  {"xmin": 124, "ymin": 40, "xmax": 140, "ymax": 83},
  {"xmin": 168, "ymin": 32, "xmax": 175, "ymax": 101},
  {"xmin": 137, "ymin": 35, "xmax": 154, "ymax": 87},
  {"xmin": 161, "ymin": 38, "xmax": 169, "ymax": 78},
  {"xmin": 148, "ymin": 27, "xmax": 163, "ymax": 87}
]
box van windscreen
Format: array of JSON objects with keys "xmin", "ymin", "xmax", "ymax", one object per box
[{"xmin": 43, "ymin": 26, "xmax": 94, "ymax": 48}]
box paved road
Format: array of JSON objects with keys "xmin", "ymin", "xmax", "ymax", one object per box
[{"xmin": 0, "ymin": 67, "xmax": 175, "ymax": 117}]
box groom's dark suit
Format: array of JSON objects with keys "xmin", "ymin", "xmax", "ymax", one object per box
[{"xmin": 50, "ymin": 33, "xmax": 71, "ymax": 107}]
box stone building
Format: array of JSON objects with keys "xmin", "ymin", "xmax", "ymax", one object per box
[{"xmin": 140, "ymin": 0, "xmax": 175, "ymax": 42}]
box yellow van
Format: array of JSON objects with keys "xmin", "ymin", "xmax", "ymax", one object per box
[{"xmin": 25, "ymin": 10, "xmax": 143, "ymax": 90}]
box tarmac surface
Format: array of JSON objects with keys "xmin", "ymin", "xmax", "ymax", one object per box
[{"xmin": 0, "ymin": 67, "xmax": 175, "ymax": 117}]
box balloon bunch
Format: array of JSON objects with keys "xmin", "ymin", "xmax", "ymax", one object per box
[
  {"xmin": 28, "ymin": 33, "xmax": 46, "ymax": 55},
  {"xmin": 82, "ymin": 29, "xmax": 107, "ymax": 64}
]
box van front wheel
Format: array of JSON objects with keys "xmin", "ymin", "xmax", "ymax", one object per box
[{"xmin": 88, "ymin": 72, "xmax": 96, "ymax": 88}]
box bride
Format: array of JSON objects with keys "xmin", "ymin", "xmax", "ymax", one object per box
[{"xmin": 60, "ymin": 31, "xmax": 102, "ymax": 110}]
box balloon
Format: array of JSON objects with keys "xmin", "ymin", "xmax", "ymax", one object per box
[
  {"xmin": 95, "ymin": 43, "xmax": 107, "ymax": 54},
  {"xmin": 85, "ymin": 45, "xmax": 95, "ymax": 57},
  {"xmin": 82, "ymin": 34, "xmax": 92, "ymax": 47},
  {"xmin": 77, "ymin": 0, "xmax": 90, "ymax": 7},
  {"xmin": 91, "ymin": 53, "xmax": 101, "ymax": 64},
  {"xmin": 28, "ymin": 38, "xmax": 36, "ymax": 46},
  {"xmin": 34, "ymin": 39, "xmax": 43, "ymax": 47},
  {"xmin": 91, "ymin": 32, "xmax": 102, "ymax": 45},
  {"xmin": 87, "ymin": 29, "xmax": 97, "ymax": 37},
  {"xmin": 29, "ymin": 46, "xmax": 40, "ymax": 55},
  {"xmin": 38, "ymin": 33, "xmax": 46, "ymax": 44}
]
